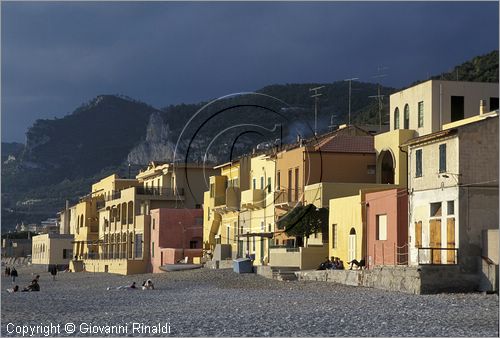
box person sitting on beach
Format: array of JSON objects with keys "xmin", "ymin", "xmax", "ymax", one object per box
[
  {"xmin": 7, "ymin": 285, "xmax": 19, "ymax": 293},
  {"xmin": 22, "ymin": 279, "xmax": 40, "ymax": 292},
  {"xmin": 348, "ymin": 258, "xmax": 366, "ymax": 270},
  {"xmin": 335, "ymin": 257, "xmax": 345, "ymax": 270},
  {"xmin": 329, "ymin": 257, "xmax": 338, "ymax": 270},
  {"xmin": 317, "ymin": 257, "xmax": 331, "ymax": 270},
  {"xmin": 142, "ymin": 279, "xmax": 154, "ymax": 290}
]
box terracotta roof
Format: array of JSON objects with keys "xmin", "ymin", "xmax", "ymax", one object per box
[
  {"xmin": 316, "ymin": 135, "xmax": 375, "ymax": 153},
  {"xmin": 402, "ymin": 129, "xmax": 457, "ymax": 147}
]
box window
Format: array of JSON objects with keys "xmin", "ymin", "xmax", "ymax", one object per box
[
  {"xmin": 261, "ymin": 221, "xmax": 265, "ymax": 232},
  {"xmin": 189, "ymin": 240, "xmax": 198, "ymax": 249},
  {"xmin": 394, "ymin": 108, "xmax": 400, "ymax": 129},
  {"xmin": 63, "ymin": 249, "xmax": 72, "ymax": 259},
  {"xmin": 332, "ymin": 224, "xmax": 338, "ymax": 248},
  {"xmin": 418, "ymin": 101, "xmax": 424, "ymax": 128},
  {"xmin": 253, "ymin": 178, "xmax": 256, "ymax": 190},
  {"xmin": 207, "ymin": 207, "xmax": 211, "ymax": 221},
  {"xmin": 447, "ymin": 201, "xmax": 455, "ymax": 215},
  {"xmin": 226, "ymin": 226, "xmax": 230, "ymax": 244},
  {"xmin": 260, "ymin": 176, "xmax": 264, "ymax": 190},
  {"xmin": 376, "ymin": 215, "xmax": 387, "ymax": 241},
  {"xmin": 404, "ymin": 104, "xmax": 410, "ymax": 129},
  {"xmin": 134, "ymin": 234, "xmax": 143, "ymax": 258},
  {"xmin": 195, "ymin": 204, "xmax": 201, "ymax": 209},
  {"xmin": 294, "ymin": 168, "xmax": 299, "ymax": 201},
  {"xmin": 268, "ymin": 223, "xmax": 272, "ymax": 232},
  {"xmin": 367, "ymin": 165, "xmax": 376, "ymax": 175},
  {"xmin": 415, "ymin": 149, "xmax": 422, "ymax": 177},
  {"xmin": 439, "ymin": 144, "xmax": 447, "ymax": 173},
  {"xmin": 152, "ymin": 242, "xmax": 154, "ymax": 258},
  {"xmin": 152, "ymin": 218, "xmax": 155, "ymax": 230},
  {"xmin": 451, "ymin": 96, "xmax": 464, "ymax": 122},
  {"xmin": 276, "ymin": 171, "xmax": 281, "ymax": 190},
  {"xmin": 430, "ymin": 202, "xmax": 442, "ymax": 217},
  {"xmin": 234, "ymin": 222, "xmax": 237, "ymax": 243},
  {"xmin": 490, "ymin": 97, "xmax": 499, "ymax": 111},
  {"xmin": 252, "ymin": 236, "xmax": 256, "ymax": 251},
  {"xmin": 210, "ymin": 183, "xmax": 214, "ymax": 197},
  {"xmin": 267, "ymin": 177, "xmax": 272, "ymax": 193}
]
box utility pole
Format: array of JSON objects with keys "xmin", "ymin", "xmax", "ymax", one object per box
[
  {"xmin": 309, "ymin": 86, "xmax": 325, "ymax": 136},
  {"xmin": 344, "ymin": 77, "xmax": 359, "ymax": 125}
]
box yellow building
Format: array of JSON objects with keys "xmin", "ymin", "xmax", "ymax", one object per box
[
  {"xmin": 239, "ymin": 154, "xmax": 276, "ymax": 265},
  {"xmin": 328, "ymin": 185, "xmax": 396, "ymax": 264},
  {"xmin": 204, "ymin": 157, "xmax": 250, "ymax": 259},
  {"xmin": 73, "ymin": 162, "xmax": 215, "ymax": 275},
  {"xmin": 32, "ymin": 233, "xmax": 74, "ymax": 268}
]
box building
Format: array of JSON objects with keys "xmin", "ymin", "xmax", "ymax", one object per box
[
  {"xmin": 238, "ymin": 154, "xmax": 276, "ymax": 265},
  {"xmin": 328, "ymin": 185, "xmax": 396, "ymax": 265},
  {"xmin": 1, "ymin": 238, "xmax": 32, "ymax": 258},
  {"xmin": 73, "ymin": 162, "xmax": 215, "ymax": 275},
  {"xmin": 375, "ymin": 80, "xmax": 498, "ymax": 187},
  {"xmin": 204, "ymin": 157, "xmax": 251, "ymax": 260},
  {"xmin": 273, "ymin": 125, "xmax": 377, "ymax": 248},
  {"xmin": 31, "ymin": 233, "xmax": 74, "ymax": 270},
  {"xmin": 405, "ymin": 112, "xmax": 498, "ymax": 274},
  {"xmin": 149, "ymin": 208, "xmax": 203, "ymax": 273},
  {"xmin": 365, "ymin": 188, "xmax": 408, "ymax": 268}
]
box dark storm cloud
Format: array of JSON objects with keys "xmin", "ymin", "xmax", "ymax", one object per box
[{"xmin": 2, "ymin": 1, "xmax": 498, "ymax": 142}]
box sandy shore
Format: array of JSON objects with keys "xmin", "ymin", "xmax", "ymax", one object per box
[{"xmin": 1, "ymin": 265, "xmax": 498, "ymax": 336}]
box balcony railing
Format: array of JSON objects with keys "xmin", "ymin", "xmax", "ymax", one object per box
[
  {"xmin": 136, "ymin": 187, "xmax": 184, "ymax": 197},
  {"xmin": 417, "ymin": 247, "xmax": 458, "ymax": 265},
  {"xmin": 274, "ymin": 188, "xmax": 302, "ymax": 205}
]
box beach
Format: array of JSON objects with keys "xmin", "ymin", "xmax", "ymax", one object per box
[{"xmin": 1, "ymin": 265, "xmax": 498, "ymax": 336}]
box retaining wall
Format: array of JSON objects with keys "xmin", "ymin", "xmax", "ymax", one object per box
[{"xmin": 295, "ymin": 265, "xmax": 483, "ymax": 294}]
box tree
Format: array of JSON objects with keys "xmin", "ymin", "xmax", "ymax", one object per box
[{"xmin": 277, "ymin": 204, "xmax": 329, "ymax": 240}]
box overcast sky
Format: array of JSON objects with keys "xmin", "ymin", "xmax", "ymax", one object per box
[{"xmin": 2, "ymin": 1, "xmax": 498, "ymax": 143}]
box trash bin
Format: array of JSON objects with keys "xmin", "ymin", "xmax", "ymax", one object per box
[{"xmin": 233, "ymin": 258, "xmax": 253, "ymax": 273}]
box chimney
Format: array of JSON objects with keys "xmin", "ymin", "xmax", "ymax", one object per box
[{"xmin": 480, "ymin": 100, "xmax": 487, "ymax": 115}]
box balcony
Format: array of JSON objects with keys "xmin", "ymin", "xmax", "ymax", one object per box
[
  {"xmin": 274, "ymin": 189, "xmax": 302, "ymax": 210},
  {"xmin": 241, "ymin": 189, "xmax": 265, "ymax": 209},
  {"xmin": 213, "ymin": 187, "xmax": 240, "ymax": 211},
  {"xmin": 136, "ymin": 187, "xmax": 185, "ymax": 200}
]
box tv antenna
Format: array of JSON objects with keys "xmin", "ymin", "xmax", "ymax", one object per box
[
  {"xmin": 309, "ymin": 86, "xmax": 325, "ymax": 136},
  {"xmin": 344, "ymin": 77, "xmax": 359, "ymax": 125},
  {"xmin": 370, "ymin": 66, "xmax": 389, "ymax": 131}
]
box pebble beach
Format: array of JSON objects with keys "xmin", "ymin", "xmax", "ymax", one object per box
[{"xmin": 1, "ymin": 265, "xmax": 498, "ymax": 337}]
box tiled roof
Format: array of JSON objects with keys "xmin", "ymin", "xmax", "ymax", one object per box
[
  {"xmin": 401, "ymin": 129, "xmax": 457, "ymax": 147},
  {"xmin": 316, "ymin": 135, "xmax": 375, "ymax": 153}
]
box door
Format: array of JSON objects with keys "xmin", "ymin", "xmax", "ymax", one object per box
[
  {"xmin": 260, "ymin": 238, "xmax": 264, "ymax": 264},
  {"xmin": 446, "ymin": 218, "xmax": 456, "ymax": 263},
  {"xmin": 348, "ymin": 232, "xmax": 356, "ymax": 262},
  {"xmin": 429, "ymin": 219, "xmax": 442, "ymax": 264}
]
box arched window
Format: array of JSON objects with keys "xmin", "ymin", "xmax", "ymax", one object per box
[
  {"xmin": 394, "ymin": 108, "xmax": 400, "ymax": 129},
  {"xmin": 404, "ymin": 104, "xmax": 410, "ymax": 129}
]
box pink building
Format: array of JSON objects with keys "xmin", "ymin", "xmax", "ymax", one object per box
[
  {"xmin": 366, "ymin": 189, "xmax": 408, "ymax": 268},
  {"xmin": 149, "ymin": 208, "xmax": 203, "ymax": 273}
]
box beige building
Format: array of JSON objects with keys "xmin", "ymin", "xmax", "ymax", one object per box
[
  {"xmin": 375, "ymin": 80, "xmax": 498, "ymax": 188},
  {"xmin": 405, "ymin": 113, "xmax": 498, "ymax": 274},
  {"xmin": 32, "ymin": 233, "xmax": 74, "ymax": 268}
]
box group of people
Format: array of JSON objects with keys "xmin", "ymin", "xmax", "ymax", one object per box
[
  {"xmin": 6, "ymin": 274, "xmax": 41, "ymax": 293},
  {"xmin": 318, "ymin": 257, "xmax": 367, "ymax": 270},
  {"xmin": 4, "ymin": 266, "xmax": 18, "ymax": 282},
  {"xmin": 318, "ymin": 256, "xmax": 345, "ymax": 270}
]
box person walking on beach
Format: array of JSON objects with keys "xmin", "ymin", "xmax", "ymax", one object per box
[
  {"xmin": 10, "ymin": 267, "xmax": 18, "ymax": 283},
  {"xmin": 49, "ymin": 265, "xmax": 57, "ymax": 280}
]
